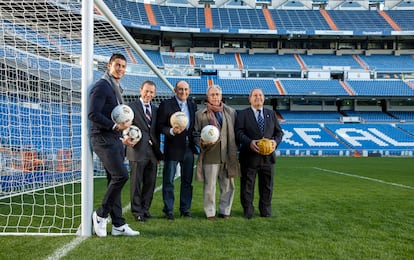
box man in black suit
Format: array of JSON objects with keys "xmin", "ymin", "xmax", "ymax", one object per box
[
  {"xmin": 88, "ymin": 53, "xmax": 140, "ymax": 236},
  {"xmin": 235, "ymin": 88, "xmax": 284, "ymax": 219},
  {"xmin": 157, "ymin": 80, "xmax": 198, "ymax": 220},
  {"xmin": 126, "ymin": 80, "xmax": 163, "ymax": 222}
]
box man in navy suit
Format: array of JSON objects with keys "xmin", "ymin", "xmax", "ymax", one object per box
[
  {"xmin": 88, "ymin": 53, "xmax": 140, "ymax": 236},
  {"xmin": 126, "ymin": 80, "xmax": 163, "ymax": 222},
  {"xmin": 157, "ymin": 80, "xmax": 198, "ymax": 220},
  {"xmin": 235, "ymin": 88, "xmax": 284, "ymax": 219}
]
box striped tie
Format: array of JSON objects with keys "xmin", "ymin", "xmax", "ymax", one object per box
[{"xmin": 145, "ymin": 104, "xmax": 151, "ymax": 125}]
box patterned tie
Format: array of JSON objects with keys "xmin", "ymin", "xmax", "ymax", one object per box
[
  {"xmin": 257, "ymin": 109, "xmax": 264, "ymax": 133},
  {"xmin": 145, "ymin": 104, "xmax": 151, "ymax": 125}
]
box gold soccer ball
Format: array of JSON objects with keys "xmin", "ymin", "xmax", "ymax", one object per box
[{"xmin": 256, "ymin": 138, "xmax": 274, "ymax": 155}]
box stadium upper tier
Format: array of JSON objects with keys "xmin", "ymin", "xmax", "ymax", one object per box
[
  {"xmin": 101, "ymin": 0, "xmax": 414, "ymax": 35},
  {"xmin": 2, "ymin": 43, "xmax": 414, "ymax": 97},
  {"xmin": 3, "ymin": 20, "xmax": 414, "ymax": 73}
]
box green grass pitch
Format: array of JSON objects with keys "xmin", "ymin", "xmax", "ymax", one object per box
[{"xmin": 1, "ymin": 157, "xmax": 413, "ymax": 259}]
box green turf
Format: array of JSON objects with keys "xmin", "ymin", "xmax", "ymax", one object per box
[{"xmin": 1, "ymin": 157, "xmax": 413, "ymax": 259}]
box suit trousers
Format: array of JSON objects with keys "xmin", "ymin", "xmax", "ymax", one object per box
[
  {"xmin": 91, "ymin": 135, "xmax": 128, "ymax": 227},
  {"xmin": 129, "ymin": 155, "xmax": 157, "ymax": 217},
  {"xmin": 240, "ymin": 161, "xmax": 274, "ymax": 217},
  {"xmin": 202, "ymin": 163, "xmax": 235, "ymax": 218}
]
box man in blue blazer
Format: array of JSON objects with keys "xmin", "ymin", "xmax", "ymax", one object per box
[
  {"xmin": 126, "ymin": 80, "xmax": 163, "ymax": 222},
  {"xmin": 157, "ymin": 80, "xmax": 198, "ymax": 220},
  {"xmin": 235, "ymin": 88, "xmax": 284, "ymax": 219}
]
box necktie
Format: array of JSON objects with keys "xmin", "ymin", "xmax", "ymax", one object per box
[
  {"xmin": 145, "ymin": 104, "xmax": 152, "ymax": 125},
  {"xmin": 257, "ymin": 110, "xmax": 264, "ymax": 133}
]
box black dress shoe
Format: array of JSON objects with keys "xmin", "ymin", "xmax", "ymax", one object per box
[
  {"xmin": 244, "ymin": 213, "xmax": 253, "ymax": 219},
  {"xmin": 166, "ymin": 213, "xmax": 174, "ymax": 221},
  {"xmin": 135, "ymin": 215, "xmax": 146, "ymax": 222},
  {"xmin": 180, "ymin": 211, "xmax": 192, "ymax": 218},
  {"xmin": 260, "ymin": 214, "xmax": 272, "ymax": 218},
  {"xmin": 144, "ymin": 212, "xmax": 152, "ymax": 219}
]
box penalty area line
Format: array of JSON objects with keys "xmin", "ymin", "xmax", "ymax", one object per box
[{"xmin": 313, "ymin": 167, "xmax": 414, "ymax": 191}]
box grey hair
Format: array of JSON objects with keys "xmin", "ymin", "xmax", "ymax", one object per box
[
  {"xmin": 206, "ymin": 84, "xmax": 222, "ymax": 96},
  {"xmin": 249, "ymin": 88, "xmax": 264, "ymax": 97}
]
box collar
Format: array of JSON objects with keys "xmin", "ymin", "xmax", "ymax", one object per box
[
  {"xmin": 175, "ymin": 96, "xmax": 186, "ymax": 107},
  {"xmin": 251, "ymin": 106, "xmax": 263, "ymax": 113},
  {"xmin": 140, "ymin": 98, "xmax": 150, "ymax": 106}
]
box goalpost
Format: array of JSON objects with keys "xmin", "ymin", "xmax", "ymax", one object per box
[{"xmin": 0, "ymin": 0, "xmax": 175, "ymax": 236}]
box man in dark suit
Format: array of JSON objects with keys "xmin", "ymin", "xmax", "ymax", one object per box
[
  {"xmin": 157, "ymin": 80, "xmax": 198, "ymax": 220},
  {"xmin": 126, "ymin": 80, "xmax": 163, "ymax": 222},
  {"xmin": 235, "ymin": 88, "xmax": 284, "ymax": 219},
  {"xmin": 88, "ymin": 53, "xmax": 140, "ymax": 237}
]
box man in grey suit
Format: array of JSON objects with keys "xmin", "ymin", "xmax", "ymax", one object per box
[
  {"xmin": 235, "ymin": 88, "xmax": 284, "ymax": 219},
  {"xmin": 126, "ymin": 80, "xmax": 163, "ymax": 222},
  {"xmin": 194, "ymin": 85, "xmax": 240, "ymax": 220}
]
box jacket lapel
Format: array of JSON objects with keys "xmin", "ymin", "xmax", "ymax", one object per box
[{"xmin": 137, "ymin": 100, "xmax": 151, "ymax": 129}]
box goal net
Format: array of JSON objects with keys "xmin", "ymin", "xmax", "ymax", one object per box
[{"xmin": 0, "ymin": 0, "xmax": 174, "ymax": 235}]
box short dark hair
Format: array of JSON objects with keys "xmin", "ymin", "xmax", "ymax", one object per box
[
  {"xmin": 109, "ymin": 53, "xmax": 127, "ymax": 64},
  {"xmin": 141, "ymin": 80, "xmax": 156, "ymax": 89}
]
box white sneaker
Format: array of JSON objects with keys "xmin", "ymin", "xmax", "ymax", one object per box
[
  {"xmin": 111, "ymin": 224, "xmax": 140, "ymax": 236},
  {"xmin": 92, "ymin": 211, "xmax": 108, "ymax": 237}
]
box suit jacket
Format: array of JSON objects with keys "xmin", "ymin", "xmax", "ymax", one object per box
[
  {"xmin": 157, "ymin": 96, "xmax": 198, "ymax": 161},
  {"xmin": 88, "ymin": 78, "xmax": 120, "ymax": 139},
  {"xmin": 235, "ymin": 107, "xmax": 284, "ymax": 165},
  {"xmin": 126, "ymin": 100, "xmax": 163, "ymax": 161}
]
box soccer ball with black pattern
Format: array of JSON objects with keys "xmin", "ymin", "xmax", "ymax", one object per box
[{"xmin": 123, "ymin": 125, "xmax": 142, "ymax": 143}]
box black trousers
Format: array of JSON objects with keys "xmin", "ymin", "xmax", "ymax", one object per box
[
  {"xmin": 91, "ymin": 134, "xmax": 129, "ymax": 227},
  {"xmin": 240, "ymin": 161, "xmax": 274, "ymax": 216}
]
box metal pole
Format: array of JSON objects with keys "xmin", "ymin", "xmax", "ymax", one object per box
[{"xmin": 81, "ymin": 0, "xmax": 94, "ymax": 237}]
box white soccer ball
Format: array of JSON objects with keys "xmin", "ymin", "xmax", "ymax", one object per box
[
  {"xmin": 201, "ymin": 125, "xmax": 220, "ymax": 143},
  {"xmin": 111, "ymin": 104, "xmax": 134, "ymax": 124},
  {"xmin": 123, "ymin": 125, "xmax": 142, "ymax": 143},
  {"xmin": 170, "ymin": 111, "xmax": 189, "ymax": 129}
]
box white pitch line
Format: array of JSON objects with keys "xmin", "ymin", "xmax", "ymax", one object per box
[
  {"xmin": 47, "ymin": 178, "xmax": 170, "ymax": 260},
  {"xmin": 45, "ymin": 236, "xmax": 88, "ymax": 260},
  {"xmin": 313, "ymin": 167, "xmax": 414, "ymax": 191}
]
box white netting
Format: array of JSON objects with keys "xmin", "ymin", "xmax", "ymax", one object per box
[{"xmin": 0, "ymin": 0, "xmax": 174, "ymax": 235}]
